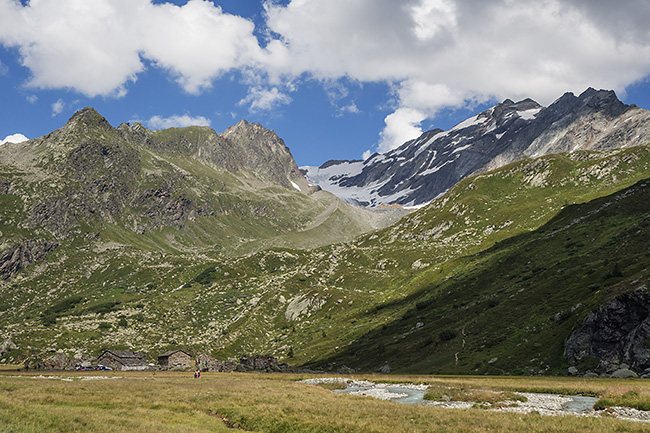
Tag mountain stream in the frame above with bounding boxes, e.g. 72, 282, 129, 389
299, 378, 650, 422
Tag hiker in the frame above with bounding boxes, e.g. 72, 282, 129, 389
194, 370, 197, 379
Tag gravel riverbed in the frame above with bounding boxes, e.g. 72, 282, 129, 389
300, 378, 650, 423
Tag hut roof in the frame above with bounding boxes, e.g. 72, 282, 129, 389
158, 350, 191, 358
99, 350, 146, 364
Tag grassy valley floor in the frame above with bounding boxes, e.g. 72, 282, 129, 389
1, 372, 650, 432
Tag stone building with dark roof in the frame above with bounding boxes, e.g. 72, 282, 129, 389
158, 350, 192, 369
97, 350, 148, 371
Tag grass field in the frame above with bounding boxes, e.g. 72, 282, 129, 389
1, 372, 649, 432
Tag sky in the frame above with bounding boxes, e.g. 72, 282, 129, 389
1, 0, 650, 166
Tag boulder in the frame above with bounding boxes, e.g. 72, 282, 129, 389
610, 368, 639, 379
69, 353, 95, 369
0, 338, 17, 355
378, 364, 391, 374
337, 365, 356, 374
564, 286, 650, 374
0, 240, 59, 280
40, 352, 67, 370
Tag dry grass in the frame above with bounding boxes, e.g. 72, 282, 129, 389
0, 372, 649, 432
0, 364, 23, 371
424, 383, 526, 404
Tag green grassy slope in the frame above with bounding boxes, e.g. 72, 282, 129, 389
1, 138, 650, 373
314, 177, 650, 374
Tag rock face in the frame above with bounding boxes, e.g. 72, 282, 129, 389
284, 295, 327, 322
564, 286, 650, 375
219, 120, 308, 191
0, 108, 316, 276
0, 240, 59, 280
119, 118, 307, 192
304, 88, 650, 206
39, 352, 68, 370
0, 338, 17, 355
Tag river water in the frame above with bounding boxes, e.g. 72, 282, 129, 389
334, 383, 598, 414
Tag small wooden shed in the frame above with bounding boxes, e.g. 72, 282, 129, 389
97, 350, 148, 371
158, 350, 192, 369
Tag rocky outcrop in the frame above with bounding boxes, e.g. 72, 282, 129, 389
0, 239, 59, 279
564, 286, 650, 375
0, 338, 17, 355
304, 88, 650, 207
130, 178, 195, 232
39, 352, 68, 370
219, 120, 307, 190
119, 119, 308, 191
285, 295, 327, 322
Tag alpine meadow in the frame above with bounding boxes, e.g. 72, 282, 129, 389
3, 0, 650, 431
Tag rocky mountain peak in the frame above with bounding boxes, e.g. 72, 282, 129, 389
577, 88, 627, 116
221, 119, 288, 151
117, 121, 153, 146
219, 120, 306, 189
543, 88, 627, 120
221, 119, 250, 136
304, 88, 650, 207
479, 98, 543, 126
64, 107, 113, 132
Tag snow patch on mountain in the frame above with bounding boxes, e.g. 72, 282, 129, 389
517, 107, 541, 120
290, 180, 301, 191
304, 89, 650, 208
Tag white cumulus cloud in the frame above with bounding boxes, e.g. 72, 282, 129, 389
238, 86, 292, 112
0, 0, 272, 97
1, 133, 29, 145
144, 114, 212, 129
51, 99, 65, 117
377, 108, 426, 154
265, 0, 650, 153
139, 0, 269, 94
0, 0, 143, 97
2, 0, 650, 156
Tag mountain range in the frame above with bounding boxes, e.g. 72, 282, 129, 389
1, 88, 650, 377
304, 88, 650, 207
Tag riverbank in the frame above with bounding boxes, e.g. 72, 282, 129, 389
300, 377, 650, 423
3, 371, 650, 432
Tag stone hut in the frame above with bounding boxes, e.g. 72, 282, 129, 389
237, 355, 283, 372
196, 354, 237, 372
158, 350, 192, 369
97, 350, 148, 371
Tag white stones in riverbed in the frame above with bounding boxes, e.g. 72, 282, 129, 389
605, 407, 650, 423
299, 377, 428, 391
348, 388, 409, 400
496, 393, 573, 415
299, 378, 650, 423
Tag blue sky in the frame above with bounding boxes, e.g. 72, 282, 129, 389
1, 0, 650, 167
